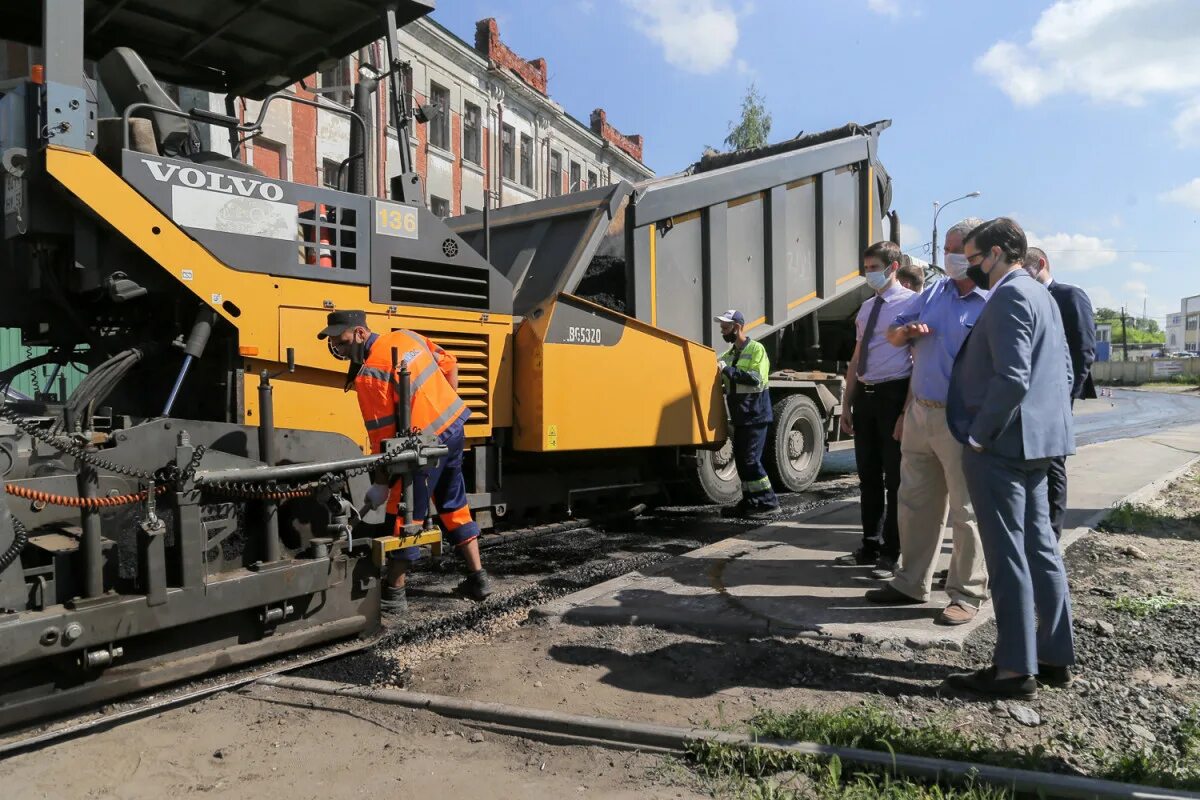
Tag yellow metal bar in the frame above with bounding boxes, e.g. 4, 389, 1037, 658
836, 271, 862, 286
787, 291, 818, 311
648, 223, 658, 327
371, 529, 443, 567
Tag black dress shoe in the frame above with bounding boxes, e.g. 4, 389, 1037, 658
944, 666, 1036, 699
865, 584, 923, 605
835, 547, 879, 566
1036, 663, 1073, 687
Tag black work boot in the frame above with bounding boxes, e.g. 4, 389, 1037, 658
721, 500, 750, 518
455, 569, 493, 602
380, 585, 408, 616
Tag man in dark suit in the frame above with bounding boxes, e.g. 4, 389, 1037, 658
1023, 247, 1096, 540
944, 218, 1075, 699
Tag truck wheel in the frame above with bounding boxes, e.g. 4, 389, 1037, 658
765, 394, 825, 493
687, 439, 741, 506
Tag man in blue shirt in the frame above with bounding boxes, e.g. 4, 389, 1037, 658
865, 218, 990, 626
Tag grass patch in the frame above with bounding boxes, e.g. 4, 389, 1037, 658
684, 704, 1200, 798
1108, 593, 1191, 617
1100, 502, 1175, 532
1103, 708, 1200, 790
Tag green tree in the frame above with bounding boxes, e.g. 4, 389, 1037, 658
1095, 307, 1120, 322
723, 82, 772, 152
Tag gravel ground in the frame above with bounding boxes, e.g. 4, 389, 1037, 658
307, 466, 1200, 782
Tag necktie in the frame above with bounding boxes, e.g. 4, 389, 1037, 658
858, 295, 885, 379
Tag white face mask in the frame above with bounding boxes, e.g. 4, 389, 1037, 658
864, 270, 891, 291
944, 252, 970, 280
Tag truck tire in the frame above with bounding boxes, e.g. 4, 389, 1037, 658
685, 439, 741, 506
764, 394, 825, 493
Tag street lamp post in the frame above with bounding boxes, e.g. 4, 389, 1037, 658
931, 191, 982, 269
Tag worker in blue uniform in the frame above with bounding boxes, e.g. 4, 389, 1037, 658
716, 309, 780, 517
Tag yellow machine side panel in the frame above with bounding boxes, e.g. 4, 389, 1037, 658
45, 147, 512, 447
514, 295, 726, 452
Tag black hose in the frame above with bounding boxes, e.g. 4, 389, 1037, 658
0, 513, 27, 572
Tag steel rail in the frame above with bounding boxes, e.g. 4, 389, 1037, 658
261, 675, 1200, 800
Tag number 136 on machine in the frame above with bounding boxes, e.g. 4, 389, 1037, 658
375, 201, 420, 239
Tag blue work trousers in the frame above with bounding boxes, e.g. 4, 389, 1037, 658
733, 423, 778, 508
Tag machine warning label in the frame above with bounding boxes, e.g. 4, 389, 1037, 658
171, 185, 297, 241
375, 201, 420, 240
547, 424, 558, 449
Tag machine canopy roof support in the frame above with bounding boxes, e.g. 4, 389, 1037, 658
5, 0, 434, 99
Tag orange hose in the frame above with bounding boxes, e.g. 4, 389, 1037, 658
5, 483, 166, 508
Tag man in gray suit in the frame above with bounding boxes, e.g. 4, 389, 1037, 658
944, 217, 1076, 699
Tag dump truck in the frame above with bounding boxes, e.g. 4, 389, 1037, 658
0, 0, 893, 727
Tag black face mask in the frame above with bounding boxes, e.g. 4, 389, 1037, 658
330, 333, 368, 363
721, 331, 738, 343
966, 252, 993, 290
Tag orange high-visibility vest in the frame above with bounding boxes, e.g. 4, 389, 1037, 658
353, 329, 468, 455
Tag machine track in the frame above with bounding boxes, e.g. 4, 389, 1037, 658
0, 504, 657, 756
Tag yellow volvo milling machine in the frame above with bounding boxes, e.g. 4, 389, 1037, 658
0, 0, 895, 727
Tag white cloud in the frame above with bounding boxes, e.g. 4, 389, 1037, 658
623, 0, 740, 75
1123, 280, 1148, 296
1083, 285, 1117, 311
1026, 231, 1118, 272
735, 58, 754, 76
975, 0, 1200, 142
1174, 98, 1200, 146
1162, 178, 1200, 211
867, 0, 901, 17
1131, 261, 1154, 273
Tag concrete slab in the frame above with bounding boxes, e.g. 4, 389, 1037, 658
535, 423, 1200, 650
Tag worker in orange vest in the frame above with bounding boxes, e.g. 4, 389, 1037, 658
318, 309, 492, 615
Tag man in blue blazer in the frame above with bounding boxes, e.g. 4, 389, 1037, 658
944, 218, 1076, 699
1023, 247, 1097, 540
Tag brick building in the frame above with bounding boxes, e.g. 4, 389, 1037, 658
2, 16, 653, 214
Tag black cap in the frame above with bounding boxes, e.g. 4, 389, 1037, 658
317, 309, 367, 340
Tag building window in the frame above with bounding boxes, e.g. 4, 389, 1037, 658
429, 83, 450, 151
319, 58, 353, 107
519, 133, 533, 187
322, 158, 341, 190
501, 124, 515, 180
430, 195, 450, 218
549, 151, 562, 197
463, 102, 481, 164
587, 169, 598, 190
569, 161, 581, 193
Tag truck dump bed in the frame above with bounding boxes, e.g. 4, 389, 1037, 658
447, 119, 892, 349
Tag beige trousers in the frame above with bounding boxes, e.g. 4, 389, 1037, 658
890, 402, 989, 607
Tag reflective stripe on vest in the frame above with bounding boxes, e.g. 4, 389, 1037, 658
354, 329, 466, 442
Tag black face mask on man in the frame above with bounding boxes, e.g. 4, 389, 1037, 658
966, 250, 994, 291
330, 331, 368, 363
721, 331, 738, 343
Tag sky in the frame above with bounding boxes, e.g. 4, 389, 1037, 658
428, 0, 1200, 324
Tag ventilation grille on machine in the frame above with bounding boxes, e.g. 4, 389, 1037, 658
390, 257, 489, 311
413, 329, 490, 425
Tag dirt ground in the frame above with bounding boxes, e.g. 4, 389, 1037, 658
4, 466, 1199, 797
0, 686, 707, 800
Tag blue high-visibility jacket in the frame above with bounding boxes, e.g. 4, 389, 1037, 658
719, 338, 773, 426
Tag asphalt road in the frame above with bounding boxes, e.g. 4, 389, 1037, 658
820, 387, 1200, 476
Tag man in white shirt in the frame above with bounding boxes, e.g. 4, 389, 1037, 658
835, 241, 915, 573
